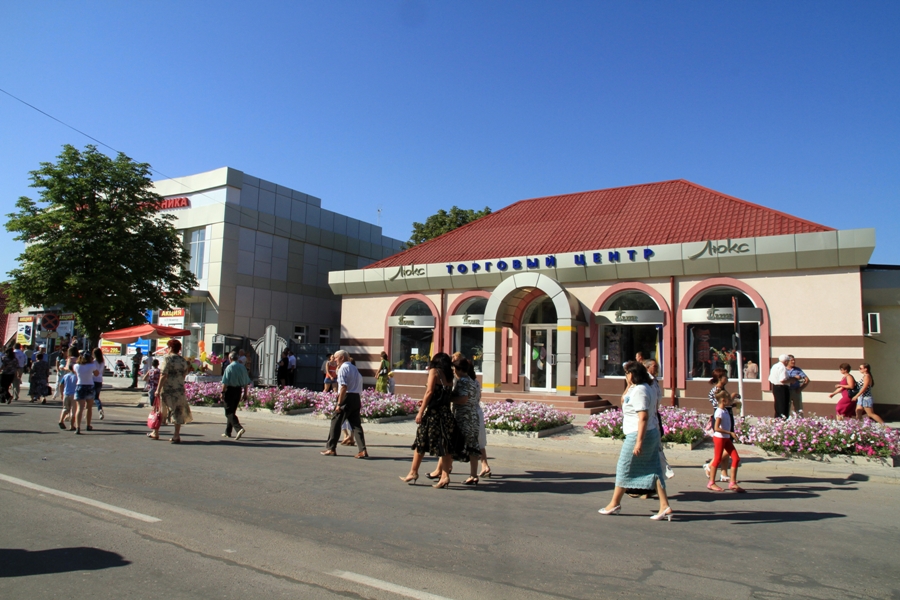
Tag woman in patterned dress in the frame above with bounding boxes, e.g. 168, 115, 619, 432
400, 353, 456, 488
156, 339, 193, 443
450, 356, 483, 485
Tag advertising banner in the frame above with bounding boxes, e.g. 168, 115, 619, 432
100, 339, 122, 355
17, 317, 34, 346
155, 308, 186, 348
56, 314, 75, 339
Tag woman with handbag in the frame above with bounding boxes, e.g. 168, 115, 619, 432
400, 353, 457, 488
375, 351, 390, 393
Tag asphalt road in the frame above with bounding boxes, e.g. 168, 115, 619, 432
1, 397, 898, 599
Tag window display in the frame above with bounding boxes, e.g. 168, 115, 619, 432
685, 289, 760, 380
389, 300, 435, 371
598, 292, 663, 377
450, 298, 486, 372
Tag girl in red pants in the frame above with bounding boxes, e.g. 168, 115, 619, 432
707, 391, 745, 493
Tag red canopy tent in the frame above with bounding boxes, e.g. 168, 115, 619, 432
100, 324, 191, 345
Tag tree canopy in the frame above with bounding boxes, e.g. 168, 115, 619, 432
405, 205, 491, 248
5, 144, 198, 343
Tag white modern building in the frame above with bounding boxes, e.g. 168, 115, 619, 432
151, 167, 403, 359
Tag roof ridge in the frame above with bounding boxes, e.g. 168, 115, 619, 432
677, 180, 831, 231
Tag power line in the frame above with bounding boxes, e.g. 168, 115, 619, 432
0, 86, 399, 251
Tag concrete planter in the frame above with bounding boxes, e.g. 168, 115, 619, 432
314, 413, 415, 423
285, 407, 315, 415
363, 414, 416, 424
589, 436, 705, 450
485, 423, 574, 439
590, 436, 624, 446
662, 438, 706, 450
764, 450, 899, 469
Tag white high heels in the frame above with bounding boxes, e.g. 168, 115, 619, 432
598, 505, 621, 515
650, 507, 674, 521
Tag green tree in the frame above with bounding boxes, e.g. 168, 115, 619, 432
5, 144, 198, 343
405, 205, 491, 248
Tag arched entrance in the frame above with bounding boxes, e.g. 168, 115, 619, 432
482, 273, 584, 394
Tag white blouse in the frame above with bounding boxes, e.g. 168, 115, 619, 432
622, 383, 658, 436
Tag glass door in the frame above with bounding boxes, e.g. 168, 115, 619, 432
525, 326, 556, 392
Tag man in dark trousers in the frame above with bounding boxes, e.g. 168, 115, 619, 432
129, 348, 143, 389
220, 350, 250, 440
321, 350, 368, 458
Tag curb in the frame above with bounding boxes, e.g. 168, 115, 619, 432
485, 423, 574, 439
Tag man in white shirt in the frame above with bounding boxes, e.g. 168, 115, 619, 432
321, 350, 368, 458
768, 354, 793, 418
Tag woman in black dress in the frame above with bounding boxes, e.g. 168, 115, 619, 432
400, 353, 457, 488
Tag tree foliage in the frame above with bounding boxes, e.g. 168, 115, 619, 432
5, 144, 198, 343
405, 205, 491, 248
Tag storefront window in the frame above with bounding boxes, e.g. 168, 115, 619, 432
598, 292, 663, 377
685, 289, 760, 380
389, 300, 436, 371
451, 298, 487, 372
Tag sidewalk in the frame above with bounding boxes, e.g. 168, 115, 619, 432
89, 375, 900, 485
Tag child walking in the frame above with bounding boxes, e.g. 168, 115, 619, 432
707, 389, 745, 493
57, 371, 78, 430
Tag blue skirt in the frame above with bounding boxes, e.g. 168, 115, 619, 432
615, 428, 665, 490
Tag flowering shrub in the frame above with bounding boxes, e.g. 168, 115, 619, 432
584, 409, 624, 439
585, 406, 719, 444
185, 382, 223, 406
742, 416, 899, 458
659, 406, 706, 444
482, 401, 574, 432
271, 387, 318, 414
312, 390, 417, 419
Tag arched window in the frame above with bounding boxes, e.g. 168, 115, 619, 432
684, 288, 761, 380
596, 292, 663, 377
389, 299, 436, 371
449, 297, 487, 372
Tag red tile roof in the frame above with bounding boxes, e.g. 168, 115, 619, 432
368, 179, 832, 268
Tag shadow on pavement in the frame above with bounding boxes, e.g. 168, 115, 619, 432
671, 510, 846, 524
0, 547, 131, 577
473, 470, 614, 495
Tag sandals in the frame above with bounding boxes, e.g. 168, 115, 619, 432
707, 481, 725, 492
479, 469, 492, 479
729, 483, 747, 493
170, 438, 181, 444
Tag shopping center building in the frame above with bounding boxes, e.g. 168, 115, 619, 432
328, 179, 897, 418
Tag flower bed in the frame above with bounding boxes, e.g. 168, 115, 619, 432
741, 415, 899, 458
185, 382, 223, 406
585, 406, 898, 459
482, 401, 574, 432
312, 390, 417, 420
585, 406, 707, 445
659, 406, 706, 444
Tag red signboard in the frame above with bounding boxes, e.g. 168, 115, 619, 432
157, 197, 191, 210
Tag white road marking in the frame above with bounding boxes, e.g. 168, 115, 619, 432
0, 473, 161, 523
331, 570, 453, 600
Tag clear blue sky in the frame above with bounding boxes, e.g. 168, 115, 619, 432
2, 1, 898, 277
